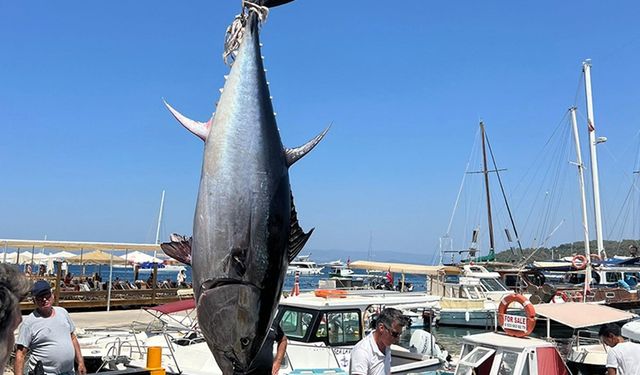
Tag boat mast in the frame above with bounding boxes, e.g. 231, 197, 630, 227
154, 190, 166, 259
480, 122, 496, 257
570, 107, 592, 300
583, 60, 607, 259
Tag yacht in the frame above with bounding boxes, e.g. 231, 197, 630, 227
287, 255, 324, 275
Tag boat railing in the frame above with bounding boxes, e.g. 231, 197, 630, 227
572, 329, 601, 350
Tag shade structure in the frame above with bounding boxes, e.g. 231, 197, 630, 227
348, 260, 461, 275
67, 250, 127, 265
48, 251, 76, 259
120, 250, 163, 264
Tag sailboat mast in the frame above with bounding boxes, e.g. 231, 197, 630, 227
480, 122, 496, 255
570, 107, 592, 299
583, 60, 606, 259
154, 190, 166, 259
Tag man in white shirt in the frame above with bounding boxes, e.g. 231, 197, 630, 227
599, 323, 640, 375
350, 308, 407, 375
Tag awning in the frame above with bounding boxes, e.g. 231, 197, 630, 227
534, 303, 637, 329
0, 239, 160, 252
146, 299, 196, 314
348, 260, 460, 275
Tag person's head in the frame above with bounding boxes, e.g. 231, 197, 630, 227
31, 279, 54, 316
599, 323, 623, 347
0, 264, 30, 374
375, 308, 408, 348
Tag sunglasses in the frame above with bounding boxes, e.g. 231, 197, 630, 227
384, 325, 402, 338
35, 292, 52, 301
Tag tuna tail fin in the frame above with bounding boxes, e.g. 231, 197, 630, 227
262, 0, 295, 7
160, 233, 192, 266
285, 124, 331, 167
288, 192, 314, 263
163, 99, 212, 141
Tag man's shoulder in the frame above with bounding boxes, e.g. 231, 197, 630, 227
352, 333, 373, 352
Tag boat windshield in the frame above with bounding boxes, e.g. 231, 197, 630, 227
315, 311, 361, 346
279, 309, 316, 340
455, 347, 495, 375
496, 351, 521, 375
480, 278, 510, 292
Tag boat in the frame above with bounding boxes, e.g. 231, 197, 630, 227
276, 290, 450, 373
287, 254, 324, 275
451, 294, 572, 374
428, 265, 513, 328
136, 263, 187, 275
328, 264, 355, 278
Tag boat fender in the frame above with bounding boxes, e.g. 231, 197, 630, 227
497, 294, 536, 338
552, 291, 569, 303
571, 255, 588, 270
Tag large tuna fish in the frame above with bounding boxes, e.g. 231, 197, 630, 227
161, 1, 327, 373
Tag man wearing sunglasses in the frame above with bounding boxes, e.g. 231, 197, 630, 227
14, 280, 86, 375
350, 307, 407, 375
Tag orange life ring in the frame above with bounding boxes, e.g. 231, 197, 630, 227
497, 294, 536, 337
552, 291, 569, 303
314, 289, 347, 298
572, 255, 588, 270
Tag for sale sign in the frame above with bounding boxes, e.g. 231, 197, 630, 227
502, 314, 527, 332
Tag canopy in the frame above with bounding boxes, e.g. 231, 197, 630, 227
534, 302, 637, 329
67, 250, 127, 265
48, 251, 76, 259
348, 260, 460, 275
0, 239, 160, 252
120, 251, 163, 264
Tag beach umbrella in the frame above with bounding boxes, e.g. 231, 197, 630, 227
67, 250, 127, 265
48, 251, 76, 260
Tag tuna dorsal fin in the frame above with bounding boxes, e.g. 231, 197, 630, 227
285, 124, 331, 167
262, 0, 295, 7
288, 192, 314, 263
163, 99, 212, 141
160, 233, 192, 266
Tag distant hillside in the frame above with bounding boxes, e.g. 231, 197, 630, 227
494, 239, 640, 263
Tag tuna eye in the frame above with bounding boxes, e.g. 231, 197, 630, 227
240, 337, 250, 347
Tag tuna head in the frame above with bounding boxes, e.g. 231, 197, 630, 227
197, 283, 266, 373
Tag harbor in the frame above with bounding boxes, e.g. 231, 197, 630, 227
3, 1, 640, 375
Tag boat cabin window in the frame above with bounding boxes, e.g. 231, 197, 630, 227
480, 278, 509, 292
279, 309, 315, 340
445, 275, 460, 284
460, 286, 484, 300
455, 347, 495, 375
496, 351, 519, 375
606, 272, 623, 283
315, 311, 361, 346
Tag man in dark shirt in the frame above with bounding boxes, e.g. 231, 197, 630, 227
247, 322, 287, 375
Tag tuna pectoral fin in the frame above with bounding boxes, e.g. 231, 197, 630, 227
288, 192, 314, 263
163, 99, 212, 141
285, 124, 331, 167
160, 233, 192, 265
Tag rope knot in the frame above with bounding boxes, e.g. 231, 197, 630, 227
223, 0, 269, 66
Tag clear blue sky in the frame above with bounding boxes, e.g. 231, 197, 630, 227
2, 1, 640, 264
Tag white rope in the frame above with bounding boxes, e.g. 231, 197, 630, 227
223, 0, 269, 66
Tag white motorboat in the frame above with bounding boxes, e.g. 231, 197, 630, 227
277, 289, 448, 373
328, 265, 355, 278
287, 255, 324, 275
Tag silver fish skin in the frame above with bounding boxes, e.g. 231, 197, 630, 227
161, 6, 326, 373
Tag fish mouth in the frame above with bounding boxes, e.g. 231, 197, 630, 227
197, 280, 264, 372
